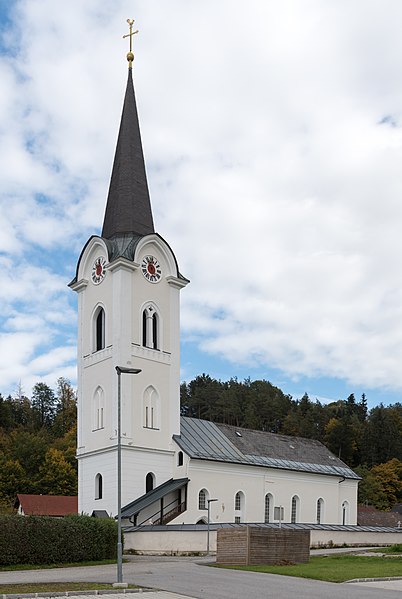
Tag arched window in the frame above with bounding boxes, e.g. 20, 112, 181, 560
142, 305, 159, 350
291, 495, 300, 523
143, 386, 160, 429
234, 491, 245, 523
93, 386, 105, 430
146, 472, 155, 493
95, 473, 103, 500
264, 493, 273, 523
316, 498, 324, 524
198, 488, 208, 510
93, 306, 105, 352
177, 451, 184, 466
342, 501, 349, 525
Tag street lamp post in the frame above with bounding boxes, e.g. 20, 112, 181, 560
206, 498, 218, 556
115, 366, 141, 586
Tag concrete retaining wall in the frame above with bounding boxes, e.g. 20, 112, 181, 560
124, 526, 402, 555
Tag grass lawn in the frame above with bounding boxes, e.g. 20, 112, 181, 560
0, 559, 117, 572
0, 582, 135, 595
216, 554, 402, 583
0, 582, 137, 593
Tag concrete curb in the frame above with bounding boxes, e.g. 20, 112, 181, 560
1, 589, 153, 599
345, 576, 402, 583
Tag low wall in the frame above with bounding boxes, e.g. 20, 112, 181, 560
310, 529, 402, 548
124, 528, 215, 554
124, 524, 402, 555
216, 528, 310, 565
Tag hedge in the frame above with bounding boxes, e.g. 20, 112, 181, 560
0, 514, 118, 565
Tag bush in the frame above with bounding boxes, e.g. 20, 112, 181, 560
0, 514, 117, 565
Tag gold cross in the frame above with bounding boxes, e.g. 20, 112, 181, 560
123, 18, 139, 66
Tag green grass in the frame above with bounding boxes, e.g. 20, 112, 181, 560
382, 544, 402, 553
0, 582, 137, 594
216, 554, 402, 583
0, 559, 117, 571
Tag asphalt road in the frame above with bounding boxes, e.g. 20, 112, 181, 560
1, 555, 402, 599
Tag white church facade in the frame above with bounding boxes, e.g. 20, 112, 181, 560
69, 41, 359, 530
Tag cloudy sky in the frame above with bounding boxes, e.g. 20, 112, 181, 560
1, 0, 402, 407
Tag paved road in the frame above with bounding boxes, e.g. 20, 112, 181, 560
1, 555, 402, 599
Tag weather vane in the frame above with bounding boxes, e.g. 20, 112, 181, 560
123, 19, 139, 68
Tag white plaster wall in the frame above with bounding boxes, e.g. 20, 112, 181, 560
124, 528, 402, 554
124, 529, 214, 554
78, 445, 174, 517
173, 459, 358, 526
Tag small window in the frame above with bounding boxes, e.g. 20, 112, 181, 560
143, 386, 160, 430
146, 472, 155, 493
342, 501, 349, 525
95, 473, 103, 500
142, 311, 147, 346
235, 516, 241, 524
178, 451, 184, 466
93, 387, 105, 430
291, 495, 299, 523
316, 498, 324, 524
142, 305, 159, 350
198, 489, 208, 510
264, 494, 272, 523
95, 308, 105, 351
152, 313, 158, 349
234, 491, 244, 523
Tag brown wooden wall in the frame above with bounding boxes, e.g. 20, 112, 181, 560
216, 527, 310, 565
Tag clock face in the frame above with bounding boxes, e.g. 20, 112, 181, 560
91, 256, 107, 285
141, 255, 162, 283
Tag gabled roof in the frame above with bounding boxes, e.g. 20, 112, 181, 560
15, 494, 78, 516
174, 417, 359, 480
121, 478, 189, 519
102, 67, 154, 239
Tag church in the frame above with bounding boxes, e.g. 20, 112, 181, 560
69, 27, 359, 530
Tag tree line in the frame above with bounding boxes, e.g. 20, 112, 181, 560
1, 373, 402, 514
181, 375, 402, 510
0, 378, 77, 512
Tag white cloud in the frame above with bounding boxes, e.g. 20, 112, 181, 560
1, 0, 402, 400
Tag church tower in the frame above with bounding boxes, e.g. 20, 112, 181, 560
69, 24, 188, 517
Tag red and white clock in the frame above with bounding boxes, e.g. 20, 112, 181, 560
91, 256, 107, 285
141, 255, 162, 283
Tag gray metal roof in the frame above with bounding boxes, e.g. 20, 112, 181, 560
121, 477, 189, 519
174, 417, 359, 480
124, 521, 402, 533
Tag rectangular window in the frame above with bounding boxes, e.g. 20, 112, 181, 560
234, 516, 241, 524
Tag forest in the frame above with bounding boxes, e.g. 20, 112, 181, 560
1, 373, 402, 513
0, 378, 77, 513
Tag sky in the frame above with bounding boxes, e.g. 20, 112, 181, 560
1, 0, 402, 408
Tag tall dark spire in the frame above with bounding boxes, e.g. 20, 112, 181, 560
101, 67, 154, 239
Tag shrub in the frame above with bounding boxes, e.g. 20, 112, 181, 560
0, 514, 117, 565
